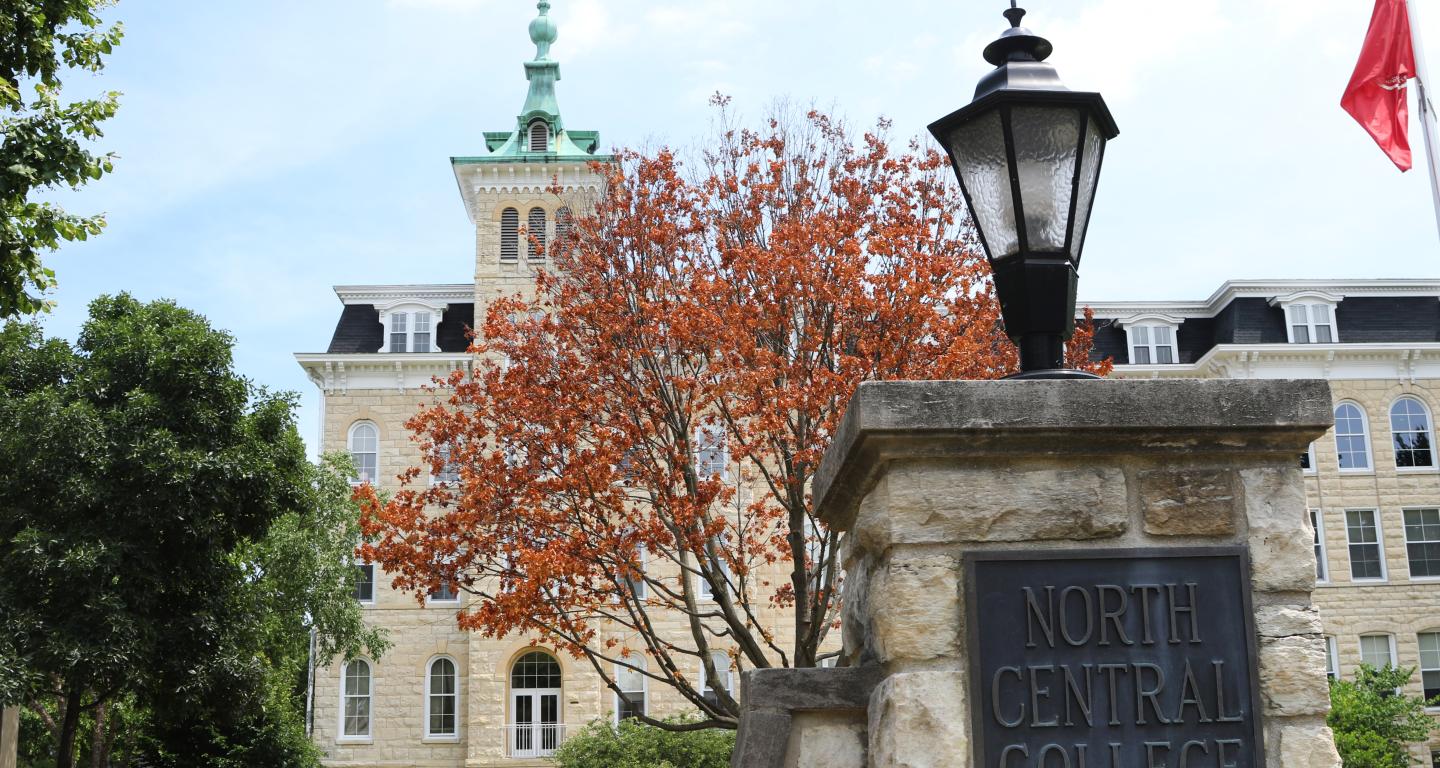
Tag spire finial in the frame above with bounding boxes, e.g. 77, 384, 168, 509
1003, 4, 1026, 29
530, 0, 558, 61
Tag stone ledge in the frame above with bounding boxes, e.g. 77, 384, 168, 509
730, 666, 885, 768
815, 379, 1333, 531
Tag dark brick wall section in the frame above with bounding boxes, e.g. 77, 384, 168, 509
327, 305, 383, 353
1228, 298, 1288, 344
436, 303, 475, 352
1337, 297, 1440, 342
1088, 318, 1129, 364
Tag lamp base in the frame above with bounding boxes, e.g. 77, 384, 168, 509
1003, 368, 1102, 380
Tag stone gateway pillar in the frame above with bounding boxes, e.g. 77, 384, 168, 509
732, 379, 1342, 768
0, 705, 17, 768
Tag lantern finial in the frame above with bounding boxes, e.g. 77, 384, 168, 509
1004, 5, 1025, 29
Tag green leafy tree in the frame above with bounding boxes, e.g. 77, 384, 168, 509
0, 0, 122, 317
0, 295, 383, 768
1328, 665, 1440, 768
551, 718, 735, 768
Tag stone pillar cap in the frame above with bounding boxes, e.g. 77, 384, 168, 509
813, 379, 1332, 531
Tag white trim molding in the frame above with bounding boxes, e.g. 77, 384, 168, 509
1080, 279, 1440, 319
335, 284, 472, 306
295, 353, 475, 394
1107, 343, 1440, 382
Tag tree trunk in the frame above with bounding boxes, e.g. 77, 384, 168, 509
54, 687, 83, 768
89, 701, 108, 768
0, 706, 19, 768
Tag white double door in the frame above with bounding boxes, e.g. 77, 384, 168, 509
512, 689, 561, 757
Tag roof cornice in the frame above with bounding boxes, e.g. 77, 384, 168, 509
1080, 279, 1440, 318
333, 284, 474, 306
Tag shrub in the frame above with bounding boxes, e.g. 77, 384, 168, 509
550, 718, 735, 768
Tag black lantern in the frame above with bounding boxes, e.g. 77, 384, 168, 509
928, 3, 1119, 378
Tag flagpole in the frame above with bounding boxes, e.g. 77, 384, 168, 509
1406, 0, 1440, 240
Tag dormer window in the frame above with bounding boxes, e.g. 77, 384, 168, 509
1116, 314, 1183, 366
377, 301, 447, 353
1269, 291, 1341, 344
387, 311, 431, 352
529, 120, 549, 152
1286, 304, 1335, 344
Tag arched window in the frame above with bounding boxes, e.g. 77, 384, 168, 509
349, 422, 378, 484
501, 207, 520, 262
529, 120, 549, 152
527, 207, 548, 261
1334, 403, 1371, 471
341, 659, 372, 738
700, 651, 734, 707
555, 206, 573, 245
510, 651, 562, 757
427, 657, 458, 738
1391, 397, 1435, 468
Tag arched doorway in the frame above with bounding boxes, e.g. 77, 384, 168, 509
509, 651, 562, 757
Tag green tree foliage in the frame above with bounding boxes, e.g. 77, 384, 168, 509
0, 295, 385, 767
0, 0, 122, 317
1328, 665, 1440, 768
551, 719, 735, 768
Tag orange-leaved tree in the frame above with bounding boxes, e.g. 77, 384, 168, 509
358, 102, 1109, 729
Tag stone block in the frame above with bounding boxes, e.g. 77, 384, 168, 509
868, 671, 967, 768
869, 554, 962, 663
784, 713, 866, 768
1259, 635, 1331, 716
1139, 468, 1237, 536
1255, 604, 1322, 638
731, 710, 792, 768
1268, 720, 1343, 767
853, 462, 1127, 551
1241, 467, 1316, 593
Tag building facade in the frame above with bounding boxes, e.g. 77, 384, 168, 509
1089, 279, 1440, 763
295, 5, 806, 765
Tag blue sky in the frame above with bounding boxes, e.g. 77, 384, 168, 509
30, 0, 1440, 454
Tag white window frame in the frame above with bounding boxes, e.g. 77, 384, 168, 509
354, 561, 376, 606
698, 553, 732, 602
1403, 507, 1440, 581
1301, 442, 1317, 474
698, 651, 734, 706
1419, 632, 1440, 708
623, 545, 647, 600
1115, 314, 1183, 367
1269, 291, 1342, 344
424, 656, 460, 740
1325, 636, 1340, 681
428, 578, 460, 606
1311, 508, 1329, 584
1334, 402, 1373, 473
339, 659, 374, 742
430, 442, 461, 487
694, 424, 729, 480
1345, 508, 1388, 582
1391, 396, 1438, 471
348, 421, 379, 486
526, 207, 548, 261
1358, 633, 1398, 670
377, 300, 448, 353
613, 659, 647, 724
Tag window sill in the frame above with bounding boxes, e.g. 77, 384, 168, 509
1347, 578, 1390, 585
336, 737, 373, 745
427, 600, 461, 607
1395, 467, 1440, 474
1337, 468, 1375, 475
422, 735, 461, 743
1406, 576, 1440, 583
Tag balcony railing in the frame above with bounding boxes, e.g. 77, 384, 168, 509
503, 722, 568, 758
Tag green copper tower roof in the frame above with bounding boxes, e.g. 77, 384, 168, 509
452, 0, 606, 166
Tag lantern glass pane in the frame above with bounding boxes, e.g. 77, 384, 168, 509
1070, 114, 1106, 264
946, 109, 1019, 259
1010, 106, 1083, 253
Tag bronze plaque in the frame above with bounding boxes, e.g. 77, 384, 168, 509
966, 548, 1264, 767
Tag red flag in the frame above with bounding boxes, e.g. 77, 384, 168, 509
1342, 0, 1418, 170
